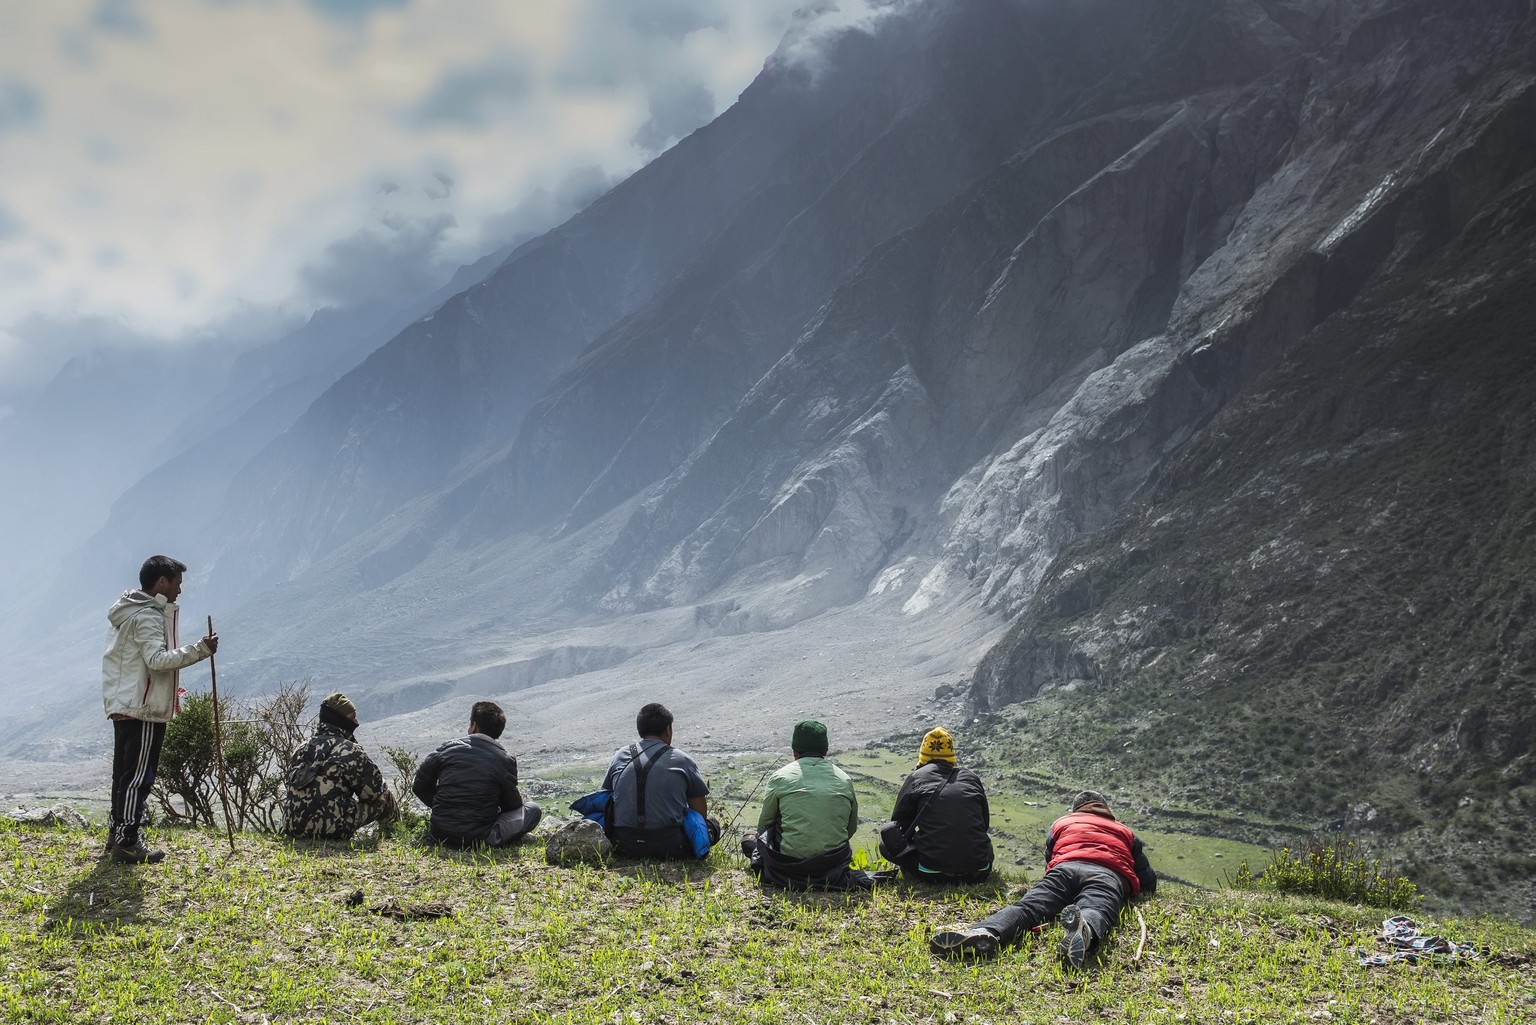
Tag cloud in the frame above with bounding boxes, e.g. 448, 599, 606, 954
775, 0, 921, 78
0, 312, 180, 389
424, 170, 454, 199
0, 305, 298, 393
298, 210, 457, 308
85, 136, 122, 163
91, 0, 152, 39
0, 82, 42, 135
622, 0, 727, 40
407, 60, 532, 129
307, 0, 411, 20
476, 164, 619, 251
0, 202, 20, 240
0, 0, 817, 385
631, 78, 714, 156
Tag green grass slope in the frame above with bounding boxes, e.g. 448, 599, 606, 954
539, 747, 1272, 889
3, 821, 1533, 1024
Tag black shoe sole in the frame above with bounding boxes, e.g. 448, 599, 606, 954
930, 929, 1000, 960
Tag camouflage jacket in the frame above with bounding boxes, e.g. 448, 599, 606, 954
283, 722, 387, 839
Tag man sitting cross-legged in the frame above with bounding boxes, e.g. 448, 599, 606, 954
601, 702, 721, 860
283, 693, 398, 840
878, 727, 993, 884
742, 720, 881, 891
413, 700, 542, 848
929, 789, 1156, 968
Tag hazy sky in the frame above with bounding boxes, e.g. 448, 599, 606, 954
0, 0, 829, 388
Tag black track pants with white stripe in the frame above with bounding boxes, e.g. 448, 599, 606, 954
110, 717, 166, 847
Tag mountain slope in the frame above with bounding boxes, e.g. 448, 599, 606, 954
970, 0, 1536, 914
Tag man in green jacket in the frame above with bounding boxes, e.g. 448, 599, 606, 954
743, 720, 871, 889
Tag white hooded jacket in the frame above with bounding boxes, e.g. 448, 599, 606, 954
101, 590, 212, 722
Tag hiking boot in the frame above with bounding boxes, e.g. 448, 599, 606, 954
1057, 904, 1093, 969
929, 925, 1000, 960
110, 839, 166, 865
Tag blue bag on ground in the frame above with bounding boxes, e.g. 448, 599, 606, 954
682, 809, 710, 859
571, 789, 611, 829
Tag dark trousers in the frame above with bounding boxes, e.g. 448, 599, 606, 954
743, 826, 876, 890
110, 718, 166, 847
976, 861, 1128, 944
486, 802, 543, 846
431, 802, 543, 849
612, 816, 720, 860
878, 827, 992, 884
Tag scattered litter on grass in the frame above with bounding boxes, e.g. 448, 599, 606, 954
1357, 915, 1484, 966
371, 898, 454, 921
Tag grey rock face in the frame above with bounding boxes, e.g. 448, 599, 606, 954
178, 3, 1529, 691
544, 818, 612, 866
9, 805, 89, 830
964, 0, 1536, 915
974, 0, 1536, 707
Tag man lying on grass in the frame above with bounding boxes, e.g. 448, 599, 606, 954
930, 789, 1156, 968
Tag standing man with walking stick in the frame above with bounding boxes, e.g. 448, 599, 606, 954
101, 555, 218, 864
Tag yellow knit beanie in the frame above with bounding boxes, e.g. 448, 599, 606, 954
918, 727, 956, 766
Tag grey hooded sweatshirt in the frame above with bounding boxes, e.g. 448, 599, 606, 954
101, 590, 212, 722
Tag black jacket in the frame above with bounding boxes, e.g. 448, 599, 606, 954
412, 734, 523, 843
890, 762, 993, 876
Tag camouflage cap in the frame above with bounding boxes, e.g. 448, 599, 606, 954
1070, 789, 1111, 811
322, 692, 358, 721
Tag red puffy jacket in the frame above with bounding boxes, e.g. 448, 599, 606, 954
1047, 811, 1144, 896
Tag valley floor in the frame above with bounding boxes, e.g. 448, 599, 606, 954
3, 822, 1532, 1024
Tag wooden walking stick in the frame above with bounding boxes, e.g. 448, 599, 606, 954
208, 614, 237, 853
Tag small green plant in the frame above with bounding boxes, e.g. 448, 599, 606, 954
848, 847, 894, 872
382, 744, 427, 833
1229, 839, 1420, 909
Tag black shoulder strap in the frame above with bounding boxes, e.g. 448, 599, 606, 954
629, 742, 669, 829
909, 764, 953, 834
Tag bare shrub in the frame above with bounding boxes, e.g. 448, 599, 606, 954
151, 680, 313, 833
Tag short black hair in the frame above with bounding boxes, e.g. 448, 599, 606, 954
636, 702, 673, 738
471, 701, 506, 740
139, 555, 188, 592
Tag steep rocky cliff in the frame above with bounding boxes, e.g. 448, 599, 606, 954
970, 0, 1536, 915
